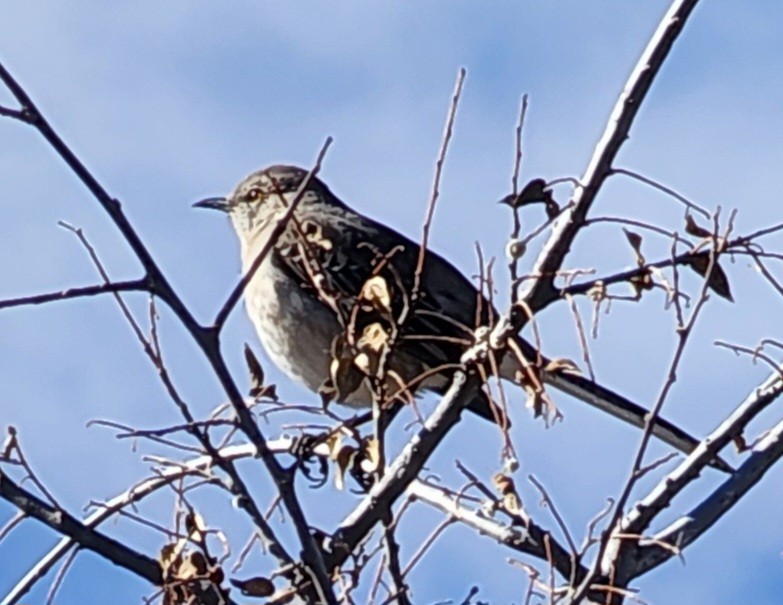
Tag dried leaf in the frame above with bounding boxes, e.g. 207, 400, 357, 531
587, 281, 606, 303
353, 322, 390, 376
359, 276, 392, 314
353, 352, 372, 374
191, 551, 208, 575
500, 178, 545, 207
630, 268, 654, 296
159, 543, 182, 577
334, 445, 356, 491
326, 335, 365, 401
623, 229, 645, 266
512, 362, 550, 416
318, 381, 337, 408
358, 322, 389, 352
324, 432, 343, 458
493, 473, 522, 515
523, 383, 548, 417
543, 358, 581, 375
361, 437, 381, 474
685, 214, 712, 239
504, 492, 522, 515
231, 576, 275, 597
300, 219, 333, 251
499, 178, 560, 216
161, 544, 227, 605
185, 511, 206, 544
492, 472, 514, 494
177, 553, 202, 580
211, 567, 225, 586
254, 384, 278, 401
686, 255, 734, 301
244, 344, 265, 398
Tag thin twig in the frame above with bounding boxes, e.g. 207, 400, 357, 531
382, 520, 411, 605
610, 168, 711, 218
400, 518, 453, 577
44, 548, 78, 605
528, 475, 578, 556
577, 210, 734, 601
0, 280, 147, 311
509, 94, 530, 300
0, 60, 333, 601
411, 67, 466, 304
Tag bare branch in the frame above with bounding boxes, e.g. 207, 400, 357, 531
621, 369, 783, 541
632, 405, 783, 579
579, 211, 733, 599
408, 480, 587, 585
520, 0, 704, 313
509, 93, 530, 299
0, 468, 163, 590
1, 442, 262, 605
329, 370, 480, 569
528, 475, 578, 557
610, 168, 711, 218
0, 59, 335, 600
0, 280, 147, 311
411, 67, 466, 304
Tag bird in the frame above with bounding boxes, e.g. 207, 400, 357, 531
195, 164, 724, 467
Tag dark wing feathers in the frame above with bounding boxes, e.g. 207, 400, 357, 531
272, 213, 482, 373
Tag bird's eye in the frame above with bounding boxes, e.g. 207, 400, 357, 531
246, 187, 262, 201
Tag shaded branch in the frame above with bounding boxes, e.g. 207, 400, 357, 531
0, 442, 270, 605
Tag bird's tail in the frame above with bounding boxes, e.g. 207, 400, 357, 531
476, 334, 733, 473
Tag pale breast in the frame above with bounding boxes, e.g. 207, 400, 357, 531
244, 258, 340, 395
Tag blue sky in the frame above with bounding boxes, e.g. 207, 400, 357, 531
1, 1, 783, 603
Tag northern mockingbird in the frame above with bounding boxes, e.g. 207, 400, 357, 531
196, 164, 716, 463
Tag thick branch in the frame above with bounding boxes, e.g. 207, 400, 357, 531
621, 370, 783, 537
620, 372, 783, 581
1, 442, 282, 605
0, 470, 162, 589
328, 370, 479, 569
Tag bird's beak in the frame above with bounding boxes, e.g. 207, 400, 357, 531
193, 196, 231, 213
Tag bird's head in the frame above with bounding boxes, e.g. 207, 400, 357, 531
194, 164, 325, 245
